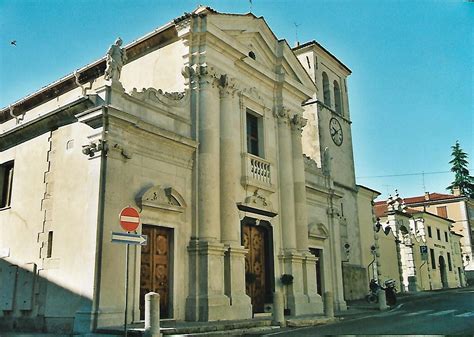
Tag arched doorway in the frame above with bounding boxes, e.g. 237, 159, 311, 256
439, 255, 448, 289
241, 217, 274, 313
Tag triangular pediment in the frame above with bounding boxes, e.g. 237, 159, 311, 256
208, 14, 316, 91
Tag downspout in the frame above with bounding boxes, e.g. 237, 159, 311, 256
92, 86, 110, 331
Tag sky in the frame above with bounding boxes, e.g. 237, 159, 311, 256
1, 0, 472, 200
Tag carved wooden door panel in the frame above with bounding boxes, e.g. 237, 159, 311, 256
243, 224, 267, 313
140, 225, 170, 319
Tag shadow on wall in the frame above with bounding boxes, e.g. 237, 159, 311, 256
0, 259, 92, 333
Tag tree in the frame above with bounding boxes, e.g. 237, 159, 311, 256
447, 141, 474, 198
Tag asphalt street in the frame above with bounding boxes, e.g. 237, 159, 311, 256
261, 287, 474, 336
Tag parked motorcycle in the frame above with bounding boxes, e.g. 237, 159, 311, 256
365, 279, 397, 306
365, 279, 380, 303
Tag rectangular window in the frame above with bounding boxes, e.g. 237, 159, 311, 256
0, 161, 14, 209
436, 229, 441, 241
444, 231, 448, 242
246, 110, 261, 157
437, 206, 448, 218
427, 226, 432, 238
430, 248, 436, 269
47, 231, 53, 258
447, 252, 452, 271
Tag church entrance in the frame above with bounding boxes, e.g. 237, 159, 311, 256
242, 219, 273, 313
140, 225, 172, 319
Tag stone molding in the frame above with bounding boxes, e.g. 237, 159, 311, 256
139, 185, 186, 212
308, 223, 329, 240
237, 189, 277, 218
129, 87, 189, 108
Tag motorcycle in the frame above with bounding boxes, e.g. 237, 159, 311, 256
365, 279, 397, 306
365, 279, 380, 303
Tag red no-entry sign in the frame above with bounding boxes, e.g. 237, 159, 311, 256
119, 206, 140, 232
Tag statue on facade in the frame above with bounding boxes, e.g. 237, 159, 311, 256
104, 37, 127, 81
322, 146, 331, 176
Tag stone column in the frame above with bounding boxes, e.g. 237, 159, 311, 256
290, 114, 309, 253
198, 66, 221, 242
185, 66, 230, 321
275, 108, 297, 251
219, 74, 240, 246
218, 75, 252, 319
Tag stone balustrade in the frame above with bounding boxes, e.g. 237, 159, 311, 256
241, 153, 273, 190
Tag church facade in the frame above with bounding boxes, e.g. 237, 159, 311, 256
0, 7, 360, 333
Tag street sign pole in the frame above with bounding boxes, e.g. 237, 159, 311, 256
124, 242, 129, 337
114, 206, 143, 337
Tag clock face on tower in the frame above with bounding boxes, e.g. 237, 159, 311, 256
329, 117, 343, 146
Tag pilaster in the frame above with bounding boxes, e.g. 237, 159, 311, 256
219, 75, 252, 319
279, 252, 307, 316
185, 240, 230, 321
224, 245, 252, 319
302, 253, 323, 312
328, 206, 347, 311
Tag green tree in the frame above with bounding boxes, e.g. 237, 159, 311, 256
447, 141, 474, 198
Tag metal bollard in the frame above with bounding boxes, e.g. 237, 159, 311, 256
144, 292, 161, 337
377, 289, 388, 311
324, 291, 334, 317
272, 291, 286, 327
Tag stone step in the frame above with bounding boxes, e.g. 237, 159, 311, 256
96, 317, 275, 336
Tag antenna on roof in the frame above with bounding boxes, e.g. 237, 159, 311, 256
249, 0, 253, 13
294, 22, 301, 47
422, 171, 426, 193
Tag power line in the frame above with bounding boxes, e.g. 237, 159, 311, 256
357, 170, 450, 179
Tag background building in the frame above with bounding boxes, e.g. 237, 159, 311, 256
403, 191, 474, 281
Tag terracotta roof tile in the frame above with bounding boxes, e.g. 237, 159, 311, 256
403, 193, 460, 204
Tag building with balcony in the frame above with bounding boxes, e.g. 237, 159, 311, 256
0, 6, 359, 333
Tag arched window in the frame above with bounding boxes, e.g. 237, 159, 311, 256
334, 80, 342, 114
322, 72, 331, 106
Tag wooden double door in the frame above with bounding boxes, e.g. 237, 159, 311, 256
140, 225, 171, 319
242, 220, 273, 313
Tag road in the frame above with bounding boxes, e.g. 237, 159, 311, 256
262, 287, 474, 336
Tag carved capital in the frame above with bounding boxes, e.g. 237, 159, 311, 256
218, 74, 238, 97
273, 106, 291, 124
197, 65, 220, 87
290, 113, 307, 133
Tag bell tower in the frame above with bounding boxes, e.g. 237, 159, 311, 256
294, 41, 366, 301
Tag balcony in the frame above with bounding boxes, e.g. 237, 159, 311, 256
241, 153, 274, 192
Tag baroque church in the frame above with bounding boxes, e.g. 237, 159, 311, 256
0, 6, 365, 333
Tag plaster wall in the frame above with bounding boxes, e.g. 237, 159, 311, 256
0, 120, 101, 331
120, 39, 188, 94
376, 228, 401, 285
